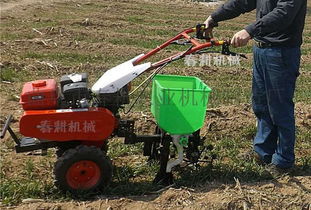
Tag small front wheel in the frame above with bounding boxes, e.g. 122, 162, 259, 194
54, 145, 112, 195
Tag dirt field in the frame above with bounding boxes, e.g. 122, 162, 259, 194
0, 0, 310, 209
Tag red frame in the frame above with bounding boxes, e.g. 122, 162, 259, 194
133, 28, 226, 69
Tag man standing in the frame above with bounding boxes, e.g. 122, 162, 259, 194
204, 0, 307, 173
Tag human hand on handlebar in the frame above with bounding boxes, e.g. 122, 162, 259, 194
231, 29, 251, 47
203, 16, 217, 38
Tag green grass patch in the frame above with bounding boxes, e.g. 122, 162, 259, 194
107, 140, 144, 159
0, 32, 35, 41
0, 158, 63, 206
0, 66, 30, 82
22, 51, 121, 66
127, 16, 145, 24
120, 27, 178, 38
295, 75, 311, 103
204, 73, 252, 107
32, 20, 60, 28
0, 177, 56, 205
109, 37, 163, 49
301, 63, 311, 71
301, 47, 311, 55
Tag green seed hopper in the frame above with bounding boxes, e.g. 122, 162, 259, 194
151, 74, 212, 135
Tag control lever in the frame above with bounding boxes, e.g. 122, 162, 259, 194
222, 41, 247, 59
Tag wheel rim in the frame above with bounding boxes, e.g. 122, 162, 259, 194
66, 160, 101, 190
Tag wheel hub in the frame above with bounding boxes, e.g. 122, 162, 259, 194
66, 160, 100, 190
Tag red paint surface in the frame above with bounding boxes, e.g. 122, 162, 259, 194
20, 79, 58, 110
66, 160, 101, 189
20, 108, 116, 141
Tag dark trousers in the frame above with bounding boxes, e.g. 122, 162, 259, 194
252, 46, 301, 168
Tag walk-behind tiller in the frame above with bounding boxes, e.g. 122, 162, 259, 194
1, 24, 245, 195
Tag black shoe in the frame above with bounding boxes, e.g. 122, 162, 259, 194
264, 164, 293, 179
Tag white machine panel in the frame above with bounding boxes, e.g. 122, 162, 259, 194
92, 54, 151, 94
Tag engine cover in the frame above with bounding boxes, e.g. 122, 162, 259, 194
20, 79, 58, 110
20, 108, 116, 141
60, 73, 88, 91
62, 82, 90, 108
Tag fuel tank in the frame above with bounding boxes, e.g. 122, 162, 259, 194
20, 79, 59, 110
20, 108, 116, 141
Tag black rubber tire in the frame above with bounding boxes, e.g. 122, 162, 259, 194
54, 145, 112, 196
56, 142, 80, 158
56, 148, 66, 158
57, 141, 109, 158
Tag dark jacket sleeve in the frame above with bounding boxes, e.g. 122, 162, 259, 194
245, 0, 304, 37
211, 0, 256, 23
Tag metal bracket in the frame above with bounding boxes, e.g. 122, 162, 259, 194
1, 115, 20, 145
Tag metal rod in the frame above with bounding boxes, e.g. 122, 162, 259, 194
15, 141, 58, 153
1, 115, 13, 139
8, 127, 21, 145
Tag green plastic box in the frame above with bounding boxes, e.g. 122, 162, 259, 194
151, 74, 211, 135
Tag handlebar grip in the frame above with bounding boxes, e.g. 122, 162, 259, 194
196, 24, 209, 39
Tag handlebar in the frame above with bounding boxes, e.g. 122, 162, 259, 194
133, 24, 246, 69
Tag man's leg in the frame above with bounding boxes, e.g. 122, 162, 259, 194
264, 47, 301, 169
252, 46, 278, 164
